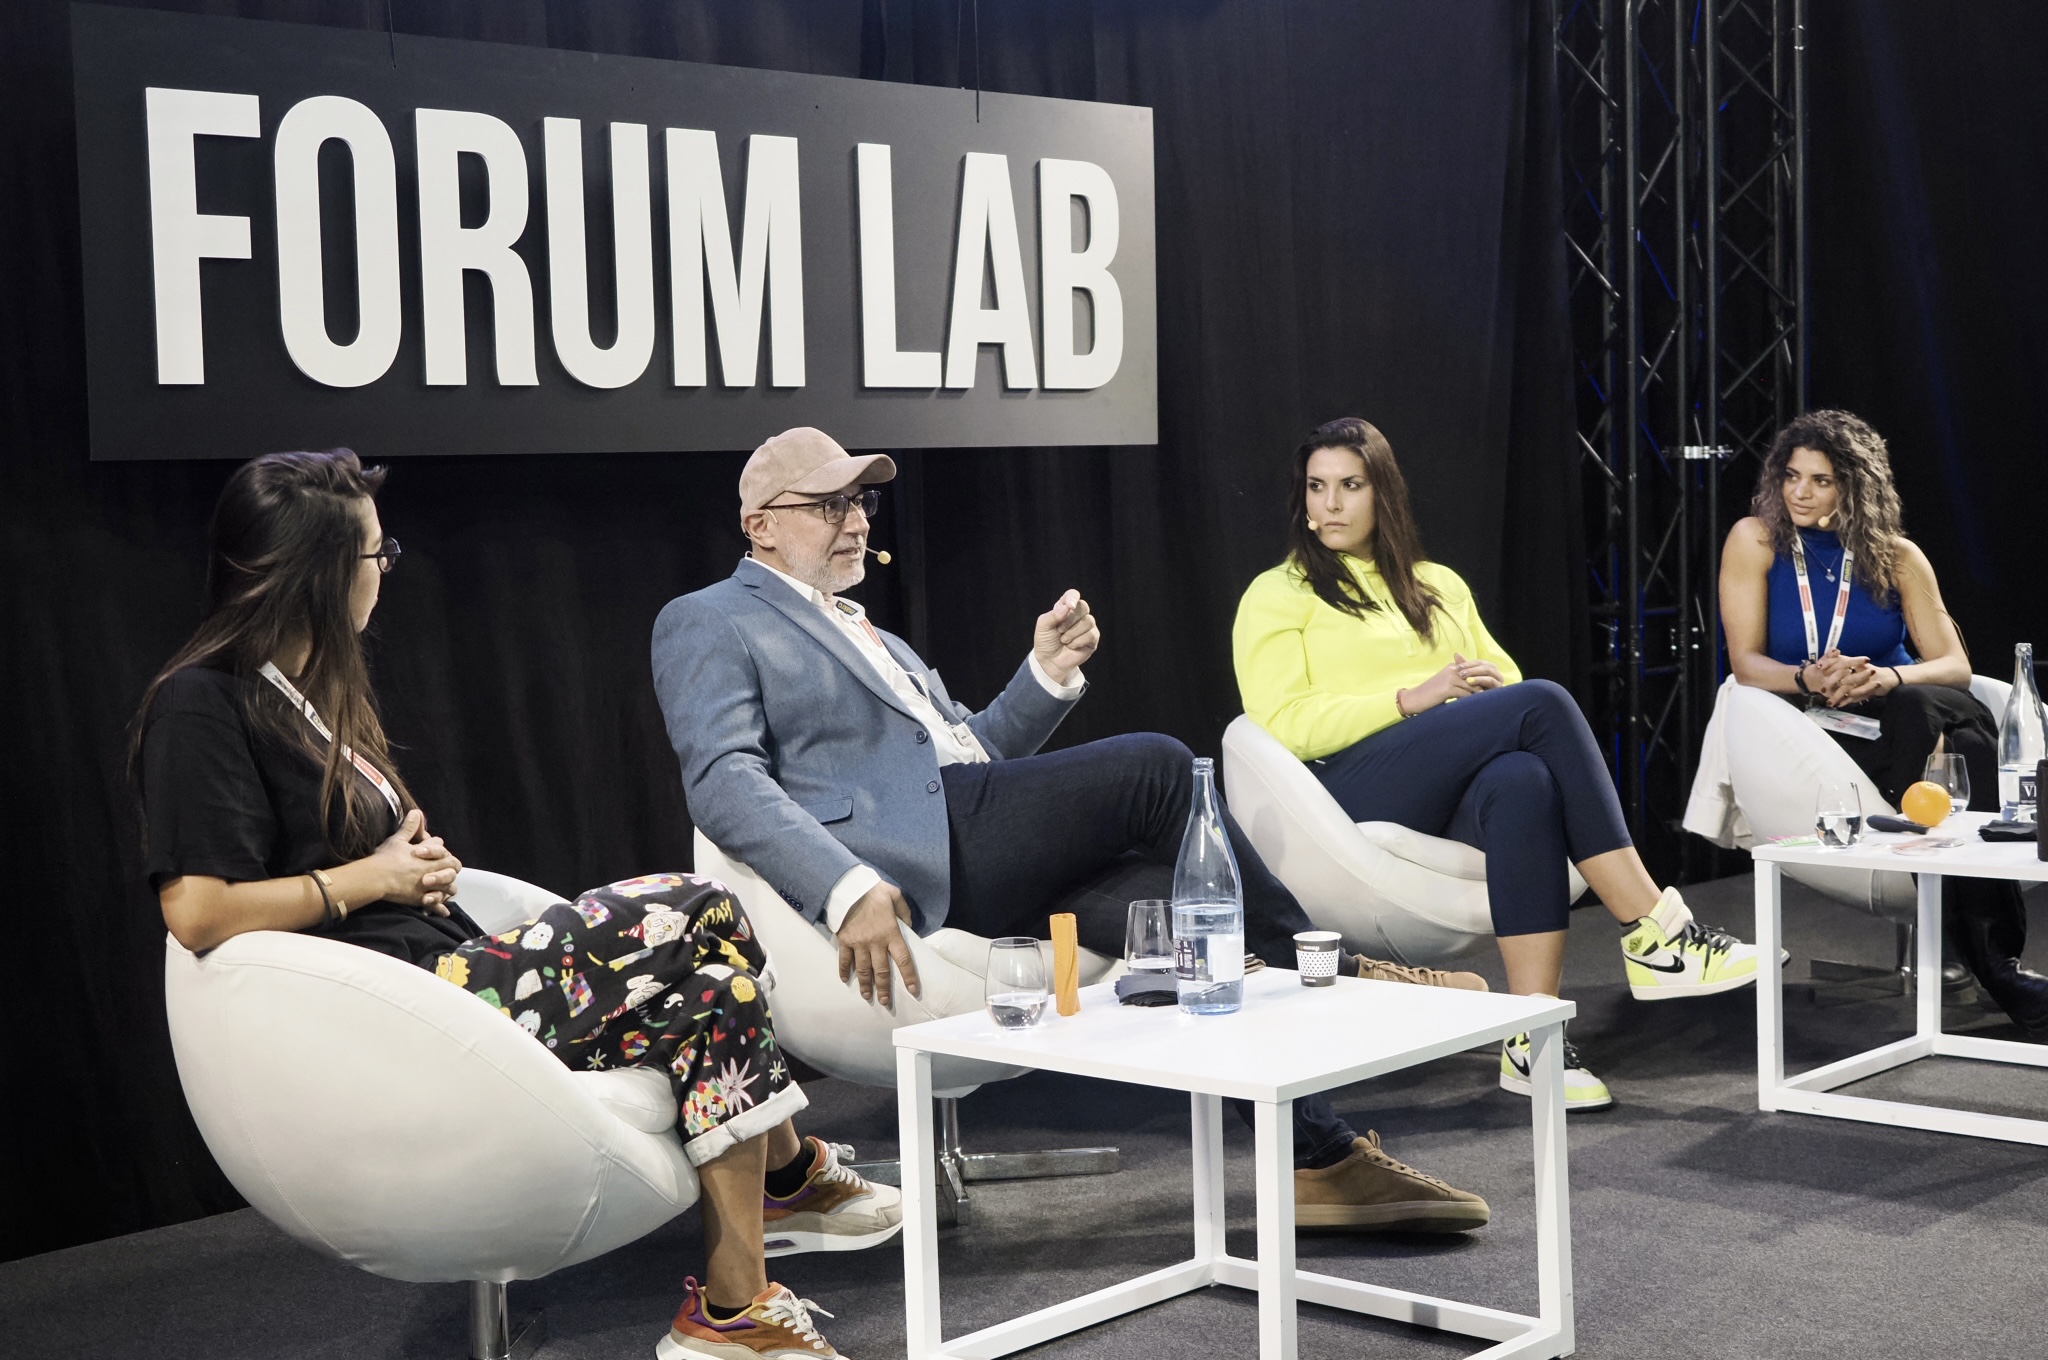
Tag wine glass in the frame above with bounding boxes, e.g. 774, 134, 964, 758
1922, 753, 1971, 819
1815, 780, 1864, 849
985, 936, 1049, 1029
1125, 900, 1173, 974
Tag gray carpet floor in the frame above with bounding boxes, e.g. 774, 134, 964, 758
7, 875, 2048, 1359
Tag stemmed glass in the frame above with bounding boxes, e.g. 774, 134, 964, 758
985, 936, 1049, 1030
1922, 753, 1971, 820
1815, 780, 1864, 849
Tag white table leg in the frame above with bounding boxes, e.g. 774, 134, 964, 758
1191, 1093, 1226, 1266
898, 1047, 941, 1360
1916, 872, 1944, 1041
1528, 1022, 1575, 1356
1755, 862, 1785, 1110
1252, 1098, 1297, 1360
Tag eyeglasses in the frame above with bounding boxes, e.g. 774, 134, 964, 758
359, 537, 402, 573
768, 488, 881, 525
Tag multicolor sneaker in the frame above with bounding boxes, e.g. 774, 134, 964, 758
1500, 1032, 1612, 1110
1352, 954, 1490, 992
658, 1279, 843, 1359
1620, 887, 1761, 1000
763, 1138, 902, 1258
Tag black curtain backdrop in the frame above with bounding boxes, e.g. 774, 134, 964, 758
1807, 4, 2048, 688
0, 0, 1577, 1261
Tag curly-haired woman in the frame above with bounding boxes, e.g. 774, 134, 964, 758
1720, 409, 2048, 1035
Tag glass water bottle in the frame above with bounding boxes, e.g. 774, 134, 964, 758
1998, 642, 2046, 822
1171, 757, 1245, 1015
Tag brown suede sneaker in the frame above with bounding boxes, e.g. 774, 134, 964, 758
1352, 954, 1490, 992
1294, 1132, 1491, 1231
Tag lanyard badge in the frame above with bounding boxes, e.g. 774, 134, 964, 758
258, 662, 404, 819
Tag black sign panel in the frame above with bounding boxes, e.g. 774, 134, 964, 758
70, 5, 1156, 459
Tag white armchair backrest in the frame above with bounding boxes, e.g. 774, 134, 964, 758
1222, 714, 1591, 963
1971, 674, 2013, 717
691, 831, 1112, 1094
453, 867, 566, 936
165, 927, 696, 1284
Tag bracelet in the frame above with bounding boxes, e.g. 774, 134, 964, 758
308, 871, 335, 923
1886, 666, 1905, 691
311, 868, 348, 921
1793, 662, 1812, 697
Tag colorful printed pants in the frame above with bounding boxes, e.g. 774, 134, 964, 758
427, 872, 807, 1166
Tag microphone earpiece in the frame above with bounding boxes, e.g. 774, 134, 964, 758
1307, 519, 1321, 532
1816, 512, 1833, 530
867, 547, 892, 565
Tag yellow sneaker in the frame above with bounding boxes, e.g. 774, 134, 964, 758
1620, 888, 1762, 1001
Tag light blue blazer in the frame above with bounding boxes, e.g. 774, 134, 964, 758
651, 558, 1081, 932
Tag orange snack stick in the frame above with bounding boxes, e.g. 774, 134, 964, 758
1051, 912, 1081, 1016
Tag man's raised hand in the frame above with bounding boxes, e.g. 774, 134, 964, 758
836, 881, 921, 1007
1033, 589, 1101, 686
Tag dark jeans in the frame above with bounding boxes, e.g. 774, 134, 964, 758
1310, 680, 1633, 937
940, 733, 1358, 1169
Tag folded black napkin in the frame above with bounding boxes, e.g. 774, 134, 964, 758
1114, 973, 1178, 1007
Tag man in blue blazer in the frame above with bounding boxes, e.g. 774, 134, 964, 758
652, 427, 1494, 1233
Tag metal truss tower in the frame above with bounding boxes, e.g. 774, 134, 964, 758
1554, 0, 1810, 877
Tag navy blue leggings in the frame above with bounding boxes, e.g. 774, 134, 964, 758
1310, 681, 1632, 937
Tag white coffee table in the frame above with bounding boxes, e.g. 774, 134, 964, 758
1752, 811, 2048, 1144
892, 967, 1577, 1360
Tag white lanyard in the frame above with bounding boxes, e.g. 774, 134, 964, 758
258, 662, 404, 820
1788, 532, 1855, 663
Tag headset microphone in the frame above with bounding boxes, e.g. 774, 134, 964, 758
867, 547, 893, 565
1307, 520, 1321, 532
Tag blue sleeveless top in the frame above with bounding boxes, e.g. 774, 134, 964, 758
1764, 528, 1912, 667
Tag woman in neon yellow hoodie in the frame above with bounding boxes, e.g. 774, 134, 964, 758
1234, 418, 1763, 1110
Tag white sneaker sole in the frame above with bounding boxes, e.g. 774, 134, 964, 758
763, 1218, 902, 1257
1499, 1069, 1613, 1111
658, 1330, 840, 1360
1626, 968, 1760, 1001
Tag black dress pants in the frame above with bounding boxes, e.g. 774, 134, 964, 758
937, 733, 1359, 1169
1818, 685, 2027, 953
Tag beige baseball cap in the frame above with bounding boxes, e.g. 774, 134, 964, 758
739, 427, 896, 516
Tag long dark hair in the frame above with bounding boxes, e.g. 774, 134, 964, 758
1752, 410, 1906, 598
132, 449, 413, 857
1285, 417, 1444, 642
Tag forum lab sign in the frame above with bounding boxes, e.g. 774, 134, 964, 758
71, 5, 1156, 461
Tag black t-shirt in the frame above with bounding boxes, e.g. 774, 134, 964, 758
140, 665, 476, 966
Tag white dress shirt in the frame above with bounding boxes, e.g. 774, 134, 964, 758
749, 557, 1084, 929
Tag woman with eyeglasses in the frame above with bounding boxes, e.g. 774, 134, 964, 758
132, 449, 887, 1360
1233, 418, 1766, 1112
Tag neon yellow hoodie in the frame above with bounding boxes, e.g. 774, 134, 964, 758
1232, 555, 1521, 760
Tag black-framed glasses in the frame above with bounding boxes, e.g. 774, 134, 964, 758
769, 488, 881, 525
360, 537, 402, 573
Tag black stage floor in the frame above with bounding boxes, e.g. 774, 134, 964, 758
7, 875, 2047, 1359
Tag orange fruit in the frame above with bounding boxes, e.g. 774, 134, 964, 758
1900, 781, 1952, 828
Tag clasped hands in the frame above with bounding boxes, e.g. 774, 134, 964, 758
1396, 653, 1506, 717
369, 808, 462, 915
1801, 648, 1897, 708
